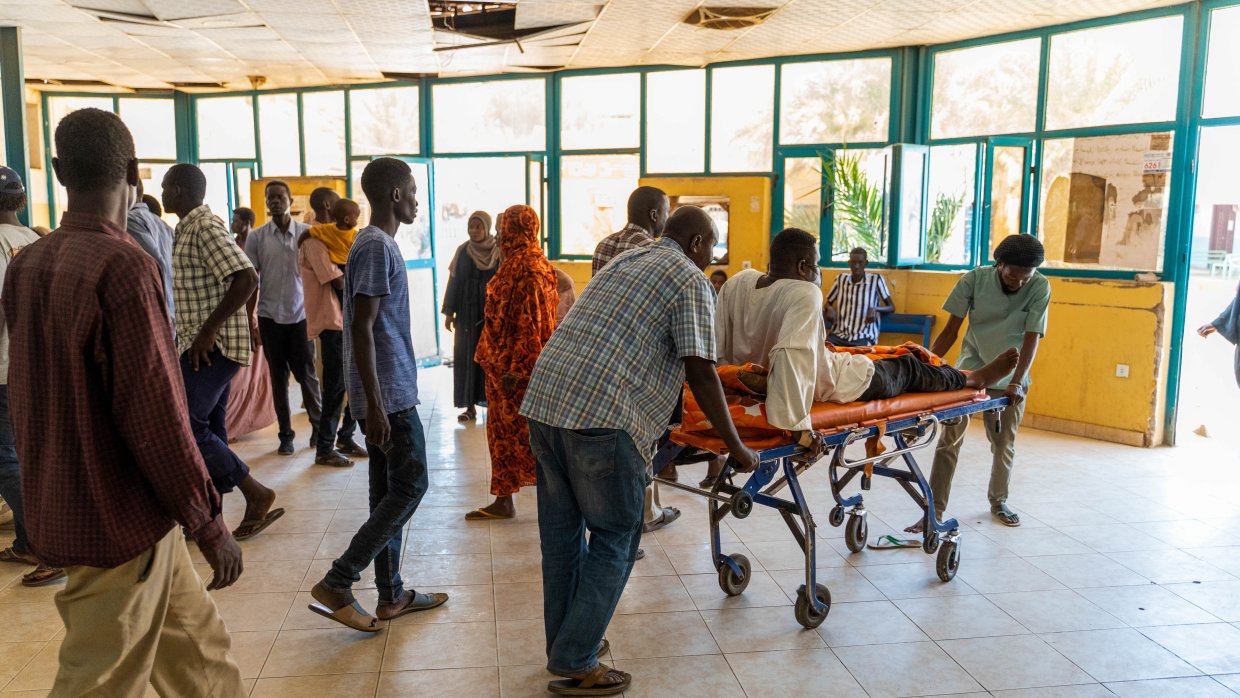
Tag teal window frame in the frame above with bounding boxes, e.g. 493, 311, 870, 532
41, 91, 178, 228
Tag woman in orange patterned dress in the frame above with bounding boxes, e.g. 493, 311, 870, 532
466, 205, 559, 520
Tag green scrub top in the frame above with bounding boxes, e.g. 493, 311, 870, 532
943, 266, 1051, 389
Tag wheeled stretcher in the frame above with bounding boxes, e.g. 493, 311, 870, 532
657, 388, 1008, 629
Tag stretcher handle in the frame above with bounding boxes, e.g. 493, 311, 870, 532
834, 415, 940, 469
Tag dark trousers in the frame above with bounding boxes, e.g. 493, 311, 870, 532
317, 329, 356, 455
859, 354, 968, 401
324, 408, 428, 604
828, 332, 873, 348
0, 386, 29, 554
179, 351, 250, 494
258, 317, 323, 442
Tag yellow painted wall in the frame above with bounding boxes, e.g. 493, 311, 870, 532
554, 175, 773, 291
250, 176, 347, 227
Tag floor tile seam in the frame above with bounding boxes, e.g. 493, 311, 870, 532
1033, 628, 1207, 683
1132, 622, 1240, 675
0, 636, 55, 693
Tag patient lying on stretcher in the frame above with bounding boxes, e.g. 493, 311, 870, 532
714, 228, 1019, 437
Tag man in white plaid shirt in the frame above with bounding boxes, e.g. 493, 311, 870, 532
521, 205, 759, 696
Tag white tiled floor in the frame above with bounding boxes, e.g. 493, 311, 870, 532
2, 365, 1240, 696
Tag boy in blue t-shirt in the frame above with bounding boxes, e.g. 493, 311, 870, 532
308, 158, 448, 632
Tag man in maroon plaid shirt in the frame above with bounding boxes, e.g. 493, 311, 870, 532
2, 108, 246, 696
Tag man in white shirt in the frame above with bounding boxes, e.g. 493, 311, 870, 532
716, 229, 1019, 435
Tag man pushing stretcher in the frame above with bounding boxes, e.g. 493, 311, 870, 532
714, 228, 1020, 446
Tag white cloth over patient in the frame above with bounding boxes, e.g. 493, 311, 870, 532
715, 269, 875, 431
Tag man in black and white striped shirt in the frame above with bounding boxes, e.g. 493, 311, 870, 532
824, 247, 893, 346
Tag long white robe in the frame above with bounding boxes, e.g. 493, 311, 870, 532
715, 269, 875, 431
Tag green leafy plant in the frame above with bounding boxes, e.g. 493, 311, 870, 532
926, 193, 964, 264
826, 151, 885, 259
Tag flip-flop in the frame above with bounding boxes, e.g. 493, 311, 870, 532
548, 664, 631, 696
993, 508, 1021, 527
464, 508, 514, 521
376, 590, 449, 620
21, 565, 65, 587
308, 599, 383, 633
642, 507, 681, 533
0, 547, 37, 565
868, 535, 921, 550
232, 508, 285, 541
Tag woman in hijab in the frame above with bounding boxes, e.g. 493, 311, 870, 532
466, 205, 558, 520
443, 211, 501, 422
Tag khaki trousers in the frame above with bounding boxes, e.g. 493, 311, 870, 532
928, 388, 1028, 518
51, 529, 245, 698
643, 481, 664, 525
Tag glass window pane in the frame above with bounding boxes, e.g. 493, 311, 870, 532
1204, 6, 1240, 118
200, 162, 231, 221
433, 156, 526, 351
350, 86, 420, 155
407, 267, 439, 360
561, 72, 639, 150
433, 79, 546, 153
559, 154, 639, 256
350, 158, 432, 261
258, 93, 301, 177
926, 144, 977, 265
1045, 17, 1182, 130
302, 91, 345, 176
711, 65, 774, 172
1038, 131, 1173, 271
783, 157, 823, 240
47, 96, 113, 156
197, 96, 255, 160
931, 40, 1039, 139
118, 98, 175, 160
989, 146, 1027, 255
137, 163, 177, 226
829, 148, 887, 262
646, 70, 705, 173
780, 58, 891, 145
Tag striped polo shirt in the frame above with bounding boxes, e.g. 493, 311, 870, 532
826, 271, 890, 345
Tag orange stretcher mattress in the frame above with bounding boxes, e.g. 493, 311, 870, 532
671, 388, 988, 454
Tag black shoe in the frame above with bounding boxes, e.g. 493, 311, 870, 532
308, 429, 319, 450
336, 437, 367, 457
314, 451, 352, 467
636, 548, 646, 560
278, 439, 295, 456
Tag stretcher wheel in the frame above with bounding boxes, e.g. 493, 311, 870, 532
793, 583, 831, 629
936, 540, 960, 582
828, 506, 845, 527
718, 554, 751, 596
923, 534, 940, 555
731, 491, 754, 519
844, 515, 867, 553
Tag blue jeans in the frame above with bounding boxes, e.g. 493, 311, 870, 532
528, 420, 645, 675
180, 351, 249, 494
324, 407, 428, 604
0, 385, 29, 554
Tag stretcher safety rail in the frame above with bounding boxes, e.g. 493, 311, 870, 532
658, 395, 1009, 629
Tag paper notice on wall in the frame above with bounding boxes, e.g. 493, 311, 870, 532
1143, 151, 1173, 174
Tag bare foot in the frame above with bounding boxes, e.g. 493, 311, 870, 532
965, 348, 1020, 389
311, 580, 356, 612
238, 475, 277, 523
904, 520, 924, 534
465, 496, 516, 520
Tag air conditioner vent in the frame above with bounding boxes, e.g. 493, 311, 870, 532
683, 6, 777, 30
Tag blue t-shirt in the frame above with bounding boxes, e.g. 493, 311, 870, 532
344, 226, 419, 415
